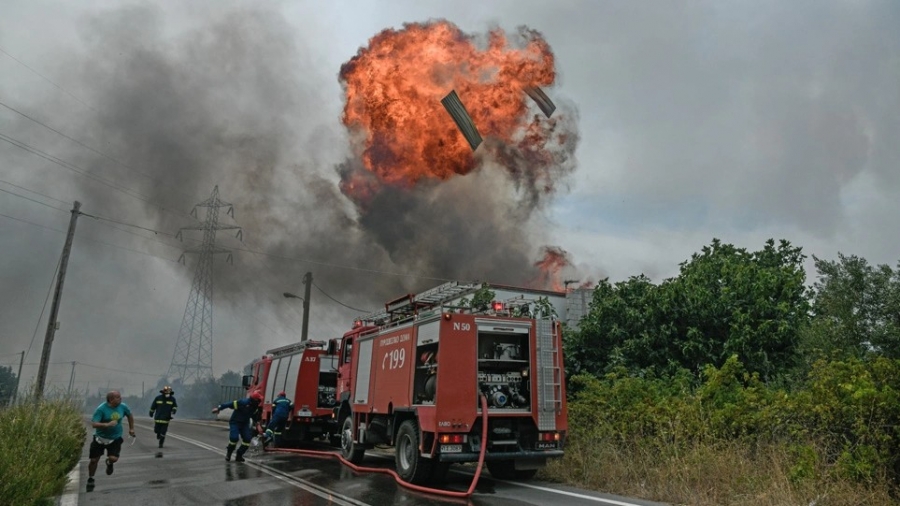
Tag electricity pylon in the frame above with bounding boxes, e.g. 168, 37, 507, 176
167, 186, 242, 384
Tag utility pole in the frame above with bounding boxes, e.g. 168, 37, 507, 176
10, 350, 24, 405
67, 361, 77, 395
301, 272, 312, 342
35, 201, 81, 399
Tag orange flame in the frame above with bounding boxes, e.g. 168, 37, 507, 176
530, 246, 572, 291
339, 20, 557, 199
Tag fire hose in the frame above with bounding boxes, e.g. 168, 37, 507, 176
265, 394, 490, 499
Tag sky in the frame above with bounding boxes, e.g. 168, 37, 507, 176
2, 1, 898, 397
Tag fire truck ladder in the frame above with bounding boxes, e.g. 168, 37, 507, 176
266, 340, 326, 357
359, 281, 481, 324
536, 316, 562, 431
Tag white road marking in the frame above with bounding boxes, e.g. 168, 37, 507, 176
451, 468, 651, 505
507, 481, 648, 506
147, 424, 369, 506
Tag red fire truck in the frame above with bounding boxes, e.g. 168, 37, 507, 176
333, 281, 568, 484
242, 340, 340, 444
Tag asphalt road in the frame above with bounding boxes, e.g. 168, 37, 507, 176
57, 417, 667, 506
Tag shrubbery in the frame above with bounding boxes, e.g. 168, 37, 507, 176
1, 399, 85, 506
545, 356, 900, 505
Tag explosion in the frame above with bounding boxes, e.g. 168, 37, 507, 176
336, 20, 582, 291
338, 20, 573, 209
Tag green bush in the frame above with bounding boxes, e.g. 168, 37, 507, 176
0, 399, 86, 505
792, 357, 900, 484
549, 356, 900, 504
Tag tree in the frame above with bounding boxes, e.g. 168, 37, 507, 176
671, 239, 810, 380
567, 239, 811, 381
805, 254, 900, 360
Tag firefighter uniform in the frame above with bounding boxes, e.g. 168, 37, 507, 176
149, 386, 177, 448
264, 392, 293, 447
215, 392, 262, 462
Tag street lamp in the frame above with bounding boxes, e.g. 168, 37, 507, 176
283, 292, 304, 301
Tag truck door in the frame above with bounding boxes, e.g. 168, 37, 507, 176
337, 336, 354, 402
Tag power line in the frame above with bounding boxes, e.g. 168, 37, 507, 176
25, 251, 61, 362
0, 132, 196, 224
0, 210, 65, 233
80, 210, 173, 236
0, 178, 70, 206
0, 45, 96, 112
0, 208, 180, 263
313, 280, 371, 313
1, 190, 451, 285
0, 98, 201, 203
1, 176, 456, 291
0, 176, 450, 283
0, 132, 156, 205
0, 186, 69, 212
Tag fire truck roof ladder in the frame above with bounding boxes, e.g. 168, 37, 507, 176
266, 340, 326, 357
359, 281, 482, 324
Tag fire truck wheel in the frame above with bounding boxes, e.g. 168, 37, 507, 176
395, 419, 433, 484
486, 460, 538, 481
340, 417, 365, 464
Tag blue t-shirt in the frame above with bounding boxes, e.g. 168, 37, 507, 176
92, 402, 132, 440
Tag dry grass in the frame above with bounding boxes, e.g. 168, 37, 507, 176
541, 436, 897, 506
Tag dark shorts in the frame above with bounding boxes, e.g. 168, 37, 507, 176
89, 436, 123, 459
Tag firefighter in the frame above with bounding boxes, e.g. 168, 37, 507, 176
212, 391, 263, 462
264, 391, 293, 448
148, 385, 178, 448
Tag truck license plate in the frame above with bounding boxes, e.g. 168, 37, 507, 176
535, 441, 558, 450
441, 444, 463, 453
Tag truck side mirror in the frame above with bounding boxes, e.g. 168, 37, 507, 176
326, 339, 337, 355
241, 375, 253, 388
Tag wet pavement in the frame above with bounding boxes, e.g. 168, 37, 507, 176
59, 417, 665, 506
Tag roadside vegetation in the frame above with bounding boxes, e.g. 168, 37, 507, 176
1, 396, 85, 506
544, 239, 900, 505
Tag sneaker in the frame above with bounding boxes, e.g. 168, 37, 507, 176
105, 459, 114, 475
86, 477, 95, 491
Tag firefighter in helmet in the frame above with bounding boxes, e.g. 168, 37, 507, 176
212, 391, 263, 462
149, 385, 177, 448
264, 391, 293, 448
